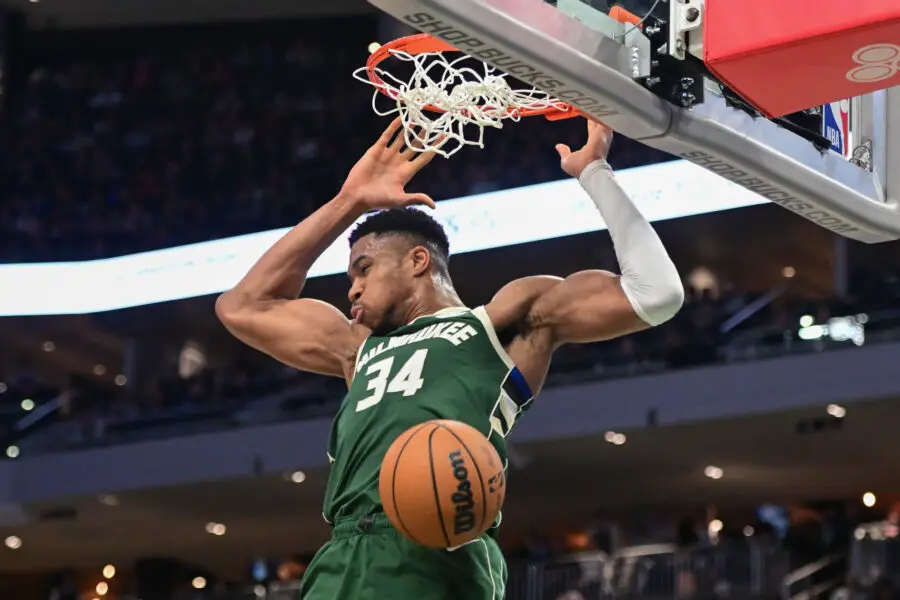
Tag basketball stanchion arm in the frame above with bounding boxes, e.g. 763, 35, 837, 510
874, 87, 900, 221
369, 0, 900, 243
889, 88, 900, 219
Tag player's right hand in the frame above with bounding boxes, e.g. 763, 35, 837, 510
339, 117, 438, 211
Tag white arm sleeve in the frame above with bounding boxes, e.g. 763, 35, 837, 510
578, 159, 685, 326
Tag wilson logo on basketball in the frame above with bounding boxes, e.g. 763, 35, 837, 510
448, 450, 477, 535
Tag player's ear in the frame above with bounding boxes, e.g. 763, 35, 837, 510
409, 246, 431, 277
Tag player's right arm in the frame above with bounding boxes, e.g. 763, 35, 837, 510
215, 192, 368, 381
216, 117, 437, 381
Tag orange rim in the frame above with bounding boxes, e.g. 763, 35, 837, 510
365, 33, 580, 120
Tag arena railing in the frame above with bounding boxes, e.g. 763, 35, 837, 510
723, 308, 900, 363
118, 541, 788, 600
849, 521, 900, 587
1, 390, 71, 452
719, 280, 793, 335
780, 554, 847, 600
505, 542, 788, 600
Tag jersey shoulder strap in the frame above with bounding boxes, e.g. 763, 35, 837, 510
348, 332, 371, 384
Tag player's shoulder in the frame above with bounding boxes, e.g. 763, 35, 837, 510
483, 275, 563, 332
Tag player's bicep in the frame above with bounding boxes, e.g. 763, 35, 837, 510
216, 296, 364, 379
528, 270, 649, 345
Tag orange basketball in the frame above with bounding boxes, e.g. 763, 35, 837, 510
379, 419, 506, 549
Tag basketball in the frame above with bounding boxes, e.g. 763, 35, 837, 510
379, 419, 506, 549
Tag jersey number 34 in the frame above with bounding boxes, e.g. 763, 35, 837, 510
355, 349, 429, 412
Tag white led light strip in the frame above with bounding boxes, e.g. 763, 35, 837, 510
0, 159, 764, 316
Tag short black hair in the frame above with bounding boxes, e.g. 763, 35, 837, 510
348, 208, 451, 273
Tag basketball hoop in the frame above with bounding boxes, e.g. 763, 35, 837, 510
353, 34, 580, 157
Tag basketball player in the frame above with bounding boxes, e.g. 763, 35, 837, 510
216, 117, 683, 599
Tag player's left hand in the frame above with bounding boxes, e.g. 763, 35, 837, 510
555, 119, 614, 179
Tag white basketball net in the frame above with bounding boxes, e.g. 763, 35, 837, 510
353, 48, 569, 158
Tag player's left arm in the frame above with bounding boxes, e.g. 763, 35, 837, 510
517, 120, 684, 345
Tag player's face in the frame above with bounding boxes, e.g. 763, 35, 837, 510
347, 234, 418, 335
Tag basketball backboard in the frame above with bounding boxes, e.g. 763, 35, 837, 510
368, 0, 900, 243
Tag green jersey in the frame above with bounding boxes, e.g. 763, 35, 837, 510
322, 306, 534, 525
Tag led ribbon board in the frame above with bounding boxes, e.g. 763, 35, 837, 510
0, 159, 765, 316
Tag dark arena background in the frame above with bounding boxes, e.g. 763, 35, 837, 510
2, 1, 900, 599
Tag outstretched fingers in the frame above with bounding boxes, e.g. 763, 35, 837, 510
398, 125, 426, 154
409, 147, 438, 171
376, 117, 405, 153
399, 129, 439, 206
404, 136, 443, 177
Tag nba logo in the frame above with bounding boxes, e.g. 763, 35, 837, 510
823, 99, 851, 157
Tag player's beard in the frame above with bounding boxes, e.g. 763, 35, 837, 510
370, 304, 402, 336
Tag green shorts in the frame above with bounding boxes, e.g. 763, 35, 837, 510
300, 514, 507, 600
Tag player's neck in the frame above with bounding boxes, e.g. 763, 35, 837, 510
404, 281, 465, 324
